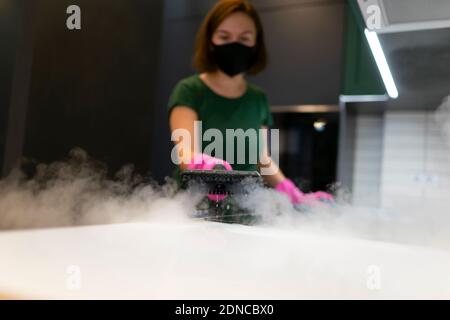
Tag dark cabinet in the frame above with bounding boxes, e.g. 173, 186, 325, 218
3, 0, 164, 177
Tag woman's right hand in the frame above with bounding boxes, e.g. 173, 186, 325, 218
187, 154, 233, 202
187, 153, 233, 171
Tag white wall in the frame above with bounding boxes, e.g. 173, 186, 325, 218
381, 111, 450, 208
352, 110, 450, 208
352, 114, 384, 207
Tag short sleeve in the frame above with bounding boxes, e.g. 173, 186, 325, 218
261, 93, 274, 127
167, 80, 200, 116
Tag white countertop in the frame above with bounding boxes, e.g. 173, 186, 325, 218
1, 221, 450, 299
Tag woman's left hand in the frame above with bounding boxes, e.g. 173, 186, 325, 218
275, 178, 334, 205
302, 191, 334, 204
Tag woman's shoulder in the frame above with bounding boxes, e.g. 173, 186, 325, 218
174, 74, 204, 92
168, 74, 205, 111
246, 82, 268, 101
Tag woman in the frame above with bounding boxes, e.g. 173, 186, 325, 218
168, 0, 332, 205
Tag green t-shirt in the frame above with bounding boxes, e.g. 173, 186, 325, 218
168, 74, 273, 172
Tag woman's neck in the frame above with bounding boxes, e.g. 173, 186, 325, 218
200, 71, 247, 99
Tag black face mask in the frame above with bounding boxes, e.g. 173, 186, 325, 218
212, 42, 256, 77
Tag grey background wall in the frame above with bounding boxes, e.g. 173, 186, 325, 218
2, 0, 450, 205
1, 0, 346, 183
151, 0, 346, 182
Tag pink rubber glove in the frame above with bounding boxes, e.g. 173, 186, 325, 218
187, 153, 233, 171
275, 178, 334, 205
187, 154, 232, 202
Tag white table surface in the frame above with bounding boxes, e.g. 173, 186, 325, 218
1, 221, 449, 299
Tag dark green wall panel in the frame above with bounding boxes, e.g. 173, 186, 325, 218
341, 1, 385, 96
